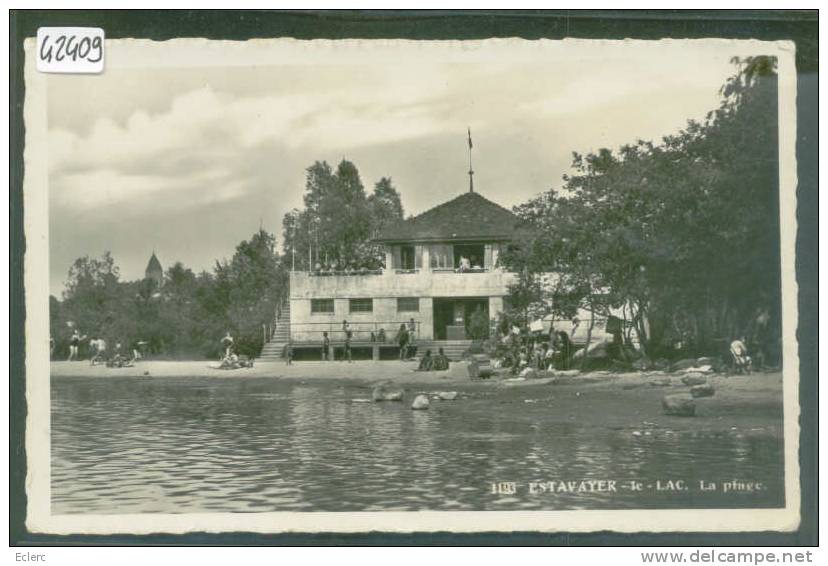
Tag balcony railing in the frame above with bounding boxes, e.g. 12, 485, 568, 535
302, 267, 494, 276
308, 268, 383, 277
285, 320, 422, 343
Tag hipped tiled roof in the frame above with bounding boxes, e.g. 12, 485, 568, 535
376, 191, 522, 243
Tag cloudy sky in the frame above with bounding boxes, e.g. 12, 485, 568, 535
46, 41, 741, 296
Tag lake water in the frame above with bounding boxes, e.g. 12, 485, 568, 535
51, 375, 784, 513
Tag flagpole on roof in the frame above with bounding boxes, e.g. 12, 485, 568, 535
467, 127, 474, 193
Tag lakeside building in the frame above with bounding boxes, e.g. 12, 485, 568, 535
261, 187, 529, 360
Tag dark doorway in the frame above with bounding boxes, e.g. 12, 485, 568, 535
433, 297, 489, 340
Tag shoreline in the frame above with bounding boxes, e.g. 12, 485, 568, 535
49, 360, 784, 395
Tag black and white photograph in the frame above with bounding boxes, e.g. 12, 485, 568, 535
18, 31, 803, 536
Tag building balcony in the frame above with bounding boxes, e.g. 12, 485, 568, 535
289, 268, 517, 299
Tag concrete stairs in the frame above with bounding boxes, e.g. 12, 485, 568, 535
259, 302, 290, 361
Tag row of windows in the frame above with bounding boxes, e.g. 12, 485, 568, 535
310, 298, 420, 315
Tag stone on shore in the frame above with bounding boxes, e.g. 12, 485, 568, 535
681, 373, 708, 386
632, 357, 653, 371
519, 367, 537, 379
467, 358, 494, 379
436, 391, 458, 401
411, 394, 430, 410
662, 393, 696, 417
690, 383, 715, 398
671, 358, 698, 371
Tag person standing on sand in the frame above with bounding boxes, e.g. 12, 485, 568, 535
221, 331, 234, 357
396, 323, 409, 360
321, 331, 330, 361
343, 331, 353, 363
67, 329, 86, 361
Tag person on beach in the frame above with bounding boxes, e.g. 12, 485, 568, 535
553, 331, 573, 370
131, 340, 147, 361
343, 331, 353, 363
418, 350, 434, 371
107, 342, 133, 368
321, 331, 330, 361
221, 331, 234, 357
433, 347, 450, 371
396, 323, 409, 360
89, 337, 107, 365
730, 337, 752, 374
544, 342, 556, 370
67, 329, 86, 361
407, 318, 417, 355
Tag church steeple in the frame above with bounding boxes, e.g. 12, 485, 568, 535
145, 251, 163, 288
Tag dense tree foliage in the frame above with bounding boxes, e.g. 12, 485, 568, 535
282, 160, 404, 270
51, 158, 401, 360
502, 56, 782, 362
51, 230, 288, 360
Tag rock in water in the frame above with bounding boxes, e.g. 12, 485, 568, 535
437, 391, 458, 400
373, 385, 404, 401
662, 394, 696, 417
681, 373, 707, 386
690, 384, 715, 398
411, 394, 430, 410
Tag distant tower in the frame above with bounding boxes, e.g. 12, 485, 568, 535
145, 252, 163, 288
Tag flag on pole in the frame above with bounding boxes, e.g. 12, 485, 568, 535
468, 127, 473, 149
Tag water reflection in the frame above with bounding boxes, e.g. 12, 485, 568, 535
51, 376, 784, 514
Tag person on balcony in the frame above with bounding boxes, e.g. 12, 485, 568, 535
458, 255, 471, 272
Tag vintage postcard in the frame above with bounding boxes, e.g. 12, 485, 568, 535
22, 36, 800, 534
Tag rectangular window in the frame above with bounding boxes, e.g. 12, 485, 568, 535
399, 245, 416, 270
397, 297, 419, 312
349, 298, 373, 313
310, 298, 334, 314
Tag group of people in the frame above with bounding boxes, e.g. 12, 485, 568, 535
215, 331, 252, 369
218, 331, 254, 369
417, 348, 451, 372
498, 322, 575, 374
58, 328, 146, 368
303, 319, 418, 363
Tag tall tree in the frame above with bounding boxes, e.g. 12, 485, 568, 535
283, 159, 401, 270
502, 56, 781, 360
